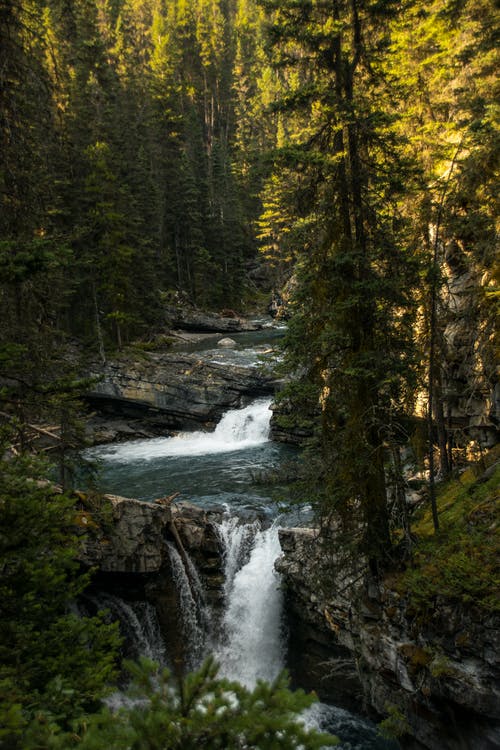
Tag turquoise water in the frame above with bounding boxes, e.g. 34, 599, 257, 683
83, 334, 398, 750
83, 398, 296, 517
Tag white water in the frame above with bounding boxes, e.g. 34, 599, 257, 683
167, 543, 207, 669
215, 513, 260, 600
88, 593, 166, 666
214, 522, 285, 689
85, 388, 395, 748
88, 398, 272, 462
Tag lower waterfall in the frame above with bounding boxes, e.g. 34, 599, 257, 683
166, 541, 207, 669
214, 521, 285, 688
84, 593, 166, 666
88, 397, 397, 748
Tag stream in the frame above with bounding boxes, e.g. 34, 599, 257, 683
84, 329, 397, 749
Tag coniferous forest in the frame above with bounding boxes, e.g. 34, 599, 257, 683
0, 0, 498, 748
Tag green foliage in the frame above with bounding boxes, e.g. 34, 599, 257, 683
397, 461, 500, 613
259, 0, 422, 569
428, 653, 457, 680
27, 657, 338, 749
0, 440, 121, 748
378, 704, 410, 740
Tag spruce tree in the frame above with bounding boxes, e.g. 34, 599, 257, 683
27, 657, 337, 749
261, 0, 420, 570
0, 443, 120, 748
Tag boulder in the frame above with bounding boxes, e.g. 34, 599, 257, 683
217, 337, 237, 347
165, 307, 262, 333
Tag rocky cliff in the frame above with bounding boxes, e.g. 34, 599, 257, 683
78, 494, 227, 671
269, 250, 499, 450
79, 495, 223, 584
78, 493, 172, 574
85, 350, 278, 442
276, 527, 500, 750
77, 491, 499, 749
441, 245, 498, 449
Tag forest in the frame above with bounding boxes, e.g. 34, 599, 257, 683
0, 0, 498, 747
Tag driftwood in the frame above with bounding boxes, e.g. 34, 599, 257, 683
154, 491, 180, 506
0, 411, 62, 442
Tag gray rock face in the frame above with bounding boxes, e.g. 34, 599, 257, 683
441, 252, 498, 448
79, 494, 171, 573
269, 397, 317, 445
276, 527, 500, 750
171, 502, 225, 606
166, 307, 262, 333
86, 351, 278, 436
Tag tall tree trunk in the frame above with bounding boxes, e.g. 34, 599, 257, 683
434, 378, 451, 478
92, 282, 106, 366
427, 257, 440, 532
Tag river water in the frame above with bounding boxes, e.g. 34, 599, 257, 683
84, 330, 398, 750
84, 398, 296, 518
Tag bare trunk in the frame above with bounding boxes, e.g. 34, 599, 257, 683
92, 282, 106, 366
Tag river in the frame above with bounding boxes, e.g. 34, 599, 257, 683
84, 329, 398, 750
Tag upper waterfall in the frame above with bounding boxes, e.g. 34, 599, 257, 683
90, 398, 272, 462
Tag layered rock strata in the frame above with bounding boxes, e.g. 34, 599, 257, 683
78, 494, 171, 574
165, 307, 263, 333
85, 351, 277, 438
277, 527, 500, 750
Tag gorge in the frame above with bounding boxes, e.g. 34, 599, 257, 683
80, 399, 396, 750
78, 329, 499, 750
1, 0, 498, 746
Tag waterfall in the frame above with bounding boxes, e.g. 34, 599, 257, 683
167, 542, 207, 669
214, 520, 285, 689
215, 513, 260, 599
86, 593, 166, 666
87, 398, 272, 462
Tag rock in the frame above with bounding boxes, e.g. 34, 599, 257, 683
270, 397, 317, 445
441, 253, 498, 448
79, 494, 170, 574
217, 337, 237, 347
165, 306, 262, 333
86, 415, 162, 445
85, 350, 279, 434
276, 526, 500, 750
170, 502, 225, 604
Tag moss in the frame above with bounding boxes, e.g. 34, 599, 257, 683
74, 510, 99, 530
399, 644, 432, 672
395, 453, 500, 614
75, 491, 115, 534
274, 413, 315, 431
429, 653, 457, 679
378, 704, 411, 740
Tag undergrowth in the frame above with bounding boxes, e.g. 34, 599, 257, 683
396, 451, 499, 613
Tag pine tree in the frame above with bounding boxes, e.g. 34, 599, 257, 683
27, 656, 338, 749
261, 0, 421, 570
0, 442, 121, 748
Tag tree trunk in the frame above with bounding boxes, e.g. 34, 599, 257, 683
92, 282, 106, 366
